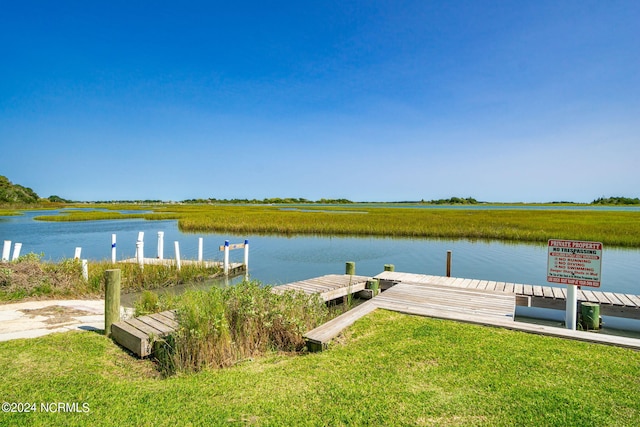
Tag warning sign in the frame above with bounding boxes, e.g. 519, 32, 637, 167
547, 239, 602, 287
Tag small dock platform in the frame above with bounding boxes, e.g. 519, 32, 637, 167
271, 274, 370, 302
111, 310, 177, 357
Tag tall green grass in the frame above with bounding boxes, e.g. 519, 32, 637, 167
153, 282, 329, 375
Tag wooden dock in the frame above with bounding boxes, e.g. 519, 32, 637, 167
271, 274, 371, 302
304, 271, 640, 351
111, 271, 640, 357
375, 271, 640, 319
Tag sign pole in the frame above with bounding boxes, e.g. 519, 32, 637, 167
566, 284, 577, 330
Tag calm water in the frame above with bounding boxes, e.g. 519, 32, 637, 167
1, 209, 638, 295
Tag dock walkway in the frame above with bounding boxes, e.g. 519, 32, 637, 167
111, 272, 640, 357
375, 271, 640, 319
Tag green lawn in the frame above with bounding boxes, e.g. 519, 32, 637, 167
1, 310, 638, 426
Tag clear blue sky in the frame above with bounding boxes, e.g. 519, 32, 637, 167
1, 1, 638, 202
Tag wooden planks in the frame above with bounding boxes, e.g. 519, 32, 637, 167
305, 279, 517, 350
375, 271, 640, 319
111, 310, 177, 357
272, 274, 370, 302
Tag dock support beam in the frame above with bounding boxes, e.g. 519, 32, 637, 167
104, 269, 121, 338
174, 241, 181, 271
446, 250, 452, 277
198, 237, 203, 262
11, 242, 22, 261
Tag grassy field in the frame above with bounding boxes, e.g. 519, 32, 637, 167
1, 309, 638, 426
32, 203, 640, 247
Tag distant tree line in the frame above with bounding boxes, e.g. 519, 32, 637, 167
421, 197, 479, 205
181, 197, 353, 204
591, 196, 640, 205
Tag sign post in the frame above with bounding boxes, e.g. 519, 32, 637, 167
547, 239, 602, 330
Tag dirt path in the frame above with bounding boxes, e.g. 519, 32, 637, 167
0, 300, 133, 342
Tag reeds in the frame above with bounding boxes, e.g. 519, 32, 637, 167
151, 281, 329, 375
0, 255, 221, 301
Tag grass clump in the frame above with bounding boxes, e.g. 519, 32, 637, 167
0, 255, 222, 302
153, 281, 328, 375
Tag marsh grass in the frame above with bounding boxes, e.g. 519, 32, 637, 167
152, 281, 329, 375
33, 203, 640, 247
0, 255, 221, 302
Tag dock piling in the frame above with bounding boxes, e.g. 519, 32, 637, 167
11, 242, 22, 261
2, 240, 10, 261
104, 269, 121, 338
111, 234, 117, 263
157, 231, 164, 260
345, 261, 356, 275
446, 250, 452, 277
198, 237, 203, 262
174, 241, 181, 271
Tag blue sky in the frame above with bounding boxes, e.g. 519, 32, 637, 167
1, 1, 638, 202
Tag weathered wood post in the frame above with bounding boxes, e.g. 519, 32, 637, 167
223, 240, 230, 275
345, 261, 355, 275
74, 247, 82, 260
446, 250, 452, 277
198, 237, 203, 262
111, 234, 117, 263
104, 269, 121, 338
11, 243, 22, 261
384, 264, 395, 272
157, 231, 164, 260
174, 241, 181, 271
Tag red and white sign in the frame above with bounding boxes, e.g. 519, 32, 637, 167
547, 239, 602, 287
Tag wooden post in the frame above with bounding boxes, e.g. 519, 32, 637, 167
135, 232, 144, 259
11, 243, 22, 261
2, 240, 10, 261
243, 239, 249, 270
157, 231, 164, 260
174, 241, 181, 271
446, 250, 452, 277
223, 240, 230, 275
104, 269, 121, 338
345, 261, 355, 275
566, 284, 577, 330
74, 247, 82, 260
198, 237, 203, 262
136, 241, 144, 270
111, 234, 117, 263
580, 302, 601, 330
384, 264, 395, 272
82, 259, 88, 281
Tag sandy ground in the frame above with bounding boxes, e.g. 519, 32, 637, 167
0, 300, 133, 342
